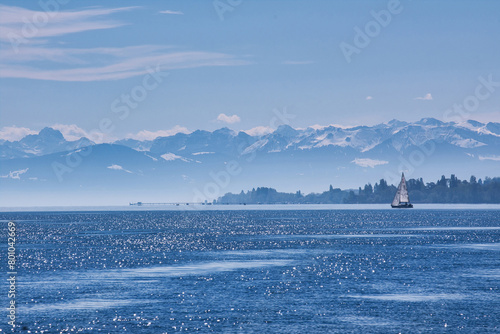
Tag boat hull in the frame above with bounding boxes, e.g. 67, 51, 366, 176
391, 203, 413, 208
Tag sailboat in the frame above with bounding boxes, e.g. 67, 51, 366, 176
391, 173, 413, 208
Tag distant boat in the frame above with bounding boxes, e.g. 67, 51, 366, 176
391, 173, 413, 208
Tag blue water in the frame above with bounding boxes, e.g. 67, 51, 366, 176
1, 209, 499, 333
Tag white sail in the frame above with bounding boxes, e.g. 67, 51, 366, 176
392, 173, 410, 206
399, 175, 409, 203
392, 185, 401, 206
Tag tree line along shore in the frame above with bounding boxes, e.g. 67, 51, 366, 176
216, 175, 500, 204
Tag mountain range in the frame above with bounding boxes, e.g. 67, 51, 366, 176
1, 118, 499, 206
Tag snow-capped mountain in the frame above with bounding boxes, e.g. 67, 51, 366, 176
2, 118, 498, 159
1, 118, 499, 206
0, 127, 94, 159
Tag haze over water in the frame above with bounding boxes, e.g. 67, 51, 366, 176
1, 208, 499, 333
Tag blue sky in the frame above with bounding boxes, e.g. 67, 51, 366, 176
1, 0, 499, 142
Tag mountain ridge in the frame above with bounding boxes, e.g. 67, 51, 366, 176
1, 118, 499, 206
1, 118, 500, 160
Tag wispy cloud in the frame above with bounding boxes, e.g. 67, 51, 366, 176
159, 10, 183, 15
414, 93, 433, 100
107, 164, 132, 173
0, 5, 137, 43
0, 126, 36, 141
0, 48, 250, 81
0, 45, 168, 64
366, 96, 373, 100
217, 113, 241, 124
478, 155, 500, 161
0, 5, 250, 82
127, 126, 190, 141
351, 158, 388, 168
0, 168, 29, 179
282, 60, 314, 65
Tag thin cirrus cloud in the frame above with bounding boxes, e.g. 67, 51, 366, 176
159, 10, 184, 15
216, 113, 241, 124
0, 45, 169, 64
414, 93, 433, 100
0, 49, 250, 81
0, 5, 137, 42
0, 5, 250, 82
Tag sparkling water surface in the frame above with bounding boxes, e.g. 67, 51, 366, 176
1, 209, 499, 333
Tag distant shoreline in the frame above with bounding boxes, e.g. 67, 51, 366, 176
216, 175, 500, 205
2, 203, 500, 213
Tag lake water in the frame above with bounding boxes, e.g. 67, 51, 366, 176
1, 208, 499, 333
